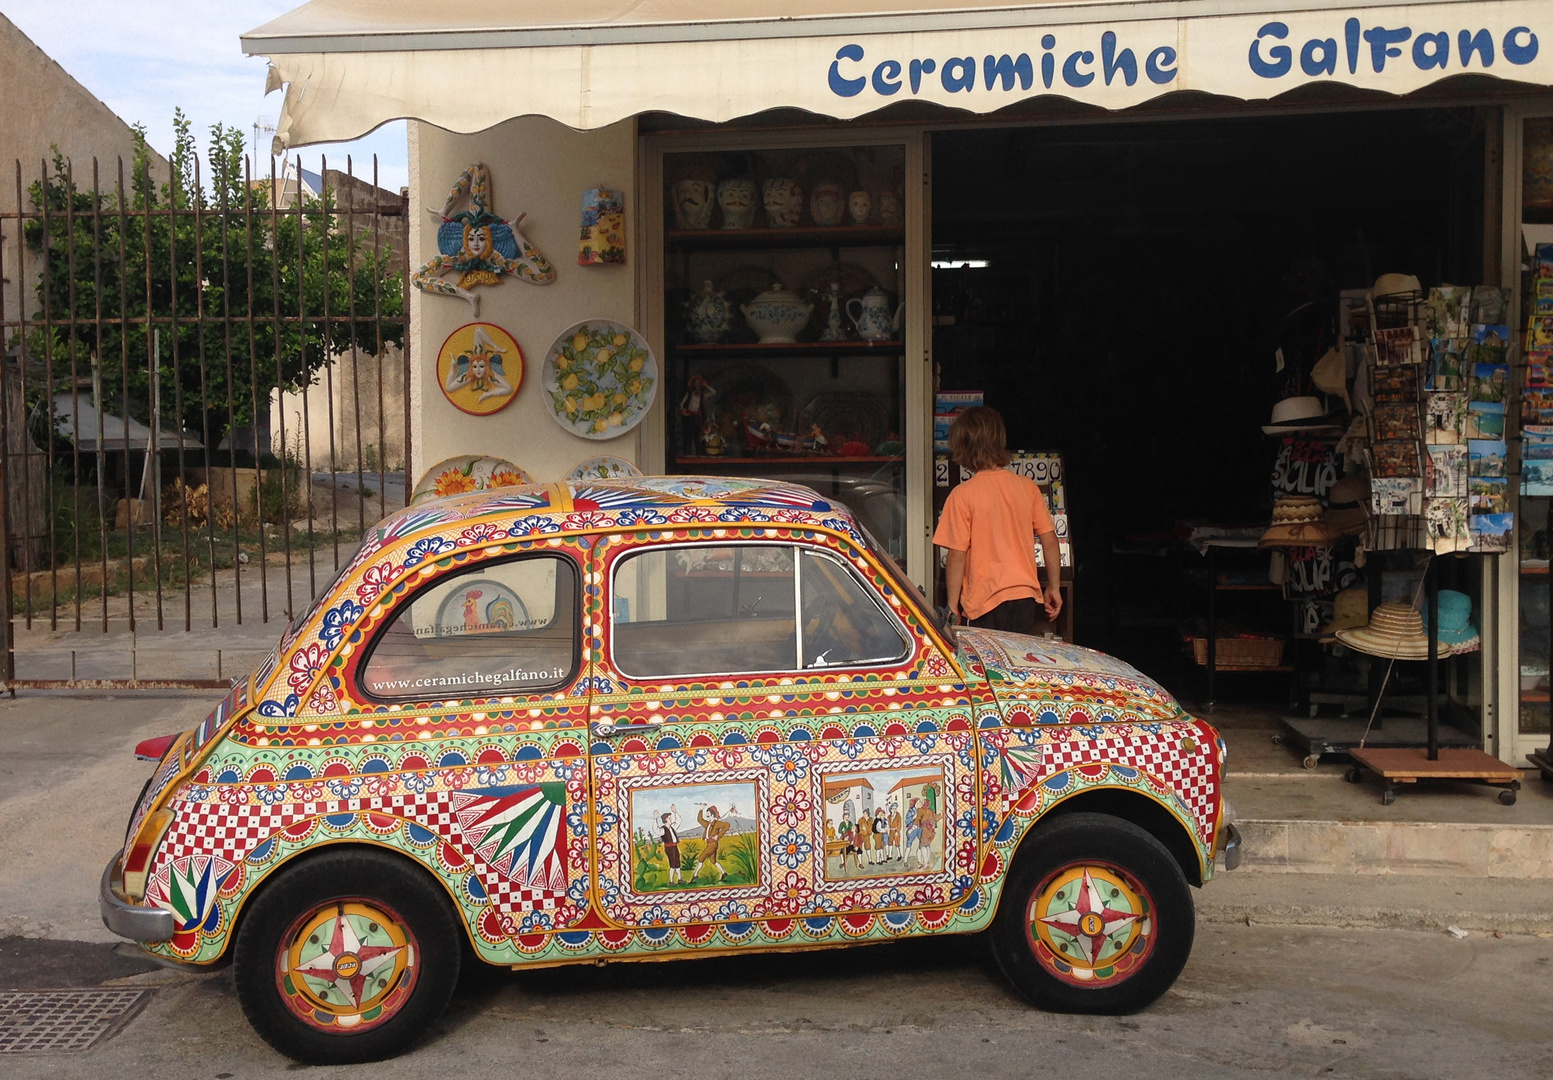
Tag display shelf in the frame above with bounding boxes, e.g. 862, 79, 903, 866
677, 455, 904, 466
673, 341, 904, 357
667, 225, 904, 250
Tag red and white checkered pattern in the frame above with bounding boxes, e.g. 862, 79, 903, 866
1039, 726, 1217, 840
154, 787, 570, 917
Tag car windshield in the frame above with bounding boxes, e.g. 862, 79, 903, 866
856, 522, 949, 637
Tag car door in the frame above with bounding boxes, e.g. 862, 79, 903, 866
337, 542, 596, 950
588, 529, 979, 941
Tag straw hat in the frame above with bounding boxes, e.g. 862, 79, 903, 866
1262, 395, 1344, 434
1260, 495, 1340, 549
1319, 586, 1369, 637
1370, 272, 1422, 298
1324, 474, 1370, 536
1335, 602, 1433, 659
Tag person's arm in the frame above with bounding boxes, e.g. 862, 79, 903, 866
1037, 530, 1063, 620
944, 548, 967, 621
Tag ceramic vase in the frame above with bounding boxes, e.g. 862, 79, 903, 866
877, 191, 902, 227
848, 191, 872, 225
684, 280, 732, 343
820, 282, 847, 341
810, 182, 845, 227
742, 282, 814, 343
762, 178, 803, 227
671, 179, 714, 229
717, 179, 757, 229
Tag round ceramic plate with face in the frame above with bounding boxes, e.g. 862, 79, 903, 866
410, 455, 533, 504
542, 320, 658, 439
436, 322, 523, 416
566, 456, 643, 482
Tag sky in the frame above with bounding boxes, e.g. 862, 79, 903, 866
4, 0, 409, 192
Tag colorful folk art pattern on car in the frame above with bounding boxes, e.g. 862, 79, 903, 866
129, 479, 1221, 967
958, 629, 1187, 724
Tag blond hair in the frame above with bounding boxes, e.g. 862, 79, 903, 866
948, 406, 1011, 471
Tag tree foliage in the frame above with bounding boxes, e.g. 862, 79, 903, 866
21, 112, 404, 452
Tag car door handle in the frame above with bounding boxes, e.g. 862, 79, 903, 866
590, 719, 665, 738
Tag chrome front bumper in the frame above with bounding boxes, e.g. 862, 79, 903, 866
1220, 822, 1245, 871
99, 857, 174, 942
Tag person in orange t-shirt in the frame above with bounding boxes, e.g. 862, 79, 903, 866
932, 407, 1062, 635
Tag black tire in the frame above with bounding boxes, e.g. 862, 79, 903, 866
233, 848, 462, 1064
990, 812, 1194, 1014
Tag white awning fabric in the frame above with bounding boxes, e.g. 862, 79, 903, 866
243, 0, 1553, 147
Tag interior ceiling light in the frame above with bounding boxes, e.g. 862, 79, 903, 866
930, 259, 989, 269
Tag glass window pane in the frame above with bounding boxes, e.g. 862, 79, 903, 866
613, 546, 797, 677
799, 550, 910, 669
361, 555, 578, 699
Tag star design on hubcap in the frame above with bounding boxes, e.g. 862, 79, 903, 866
292, 907, 406, 1009
1038, 868, 1140, 966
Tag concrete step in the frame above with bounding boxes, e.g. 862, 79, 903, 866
1234, 817, 1553, 878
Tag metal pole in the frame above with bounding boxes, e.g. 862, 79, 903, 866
1427, 556, 1439, 761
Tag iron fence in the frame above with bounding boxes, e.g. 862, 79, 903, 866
0, 151, 411, 689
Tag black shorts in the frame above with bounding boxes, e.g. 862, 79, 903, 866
969, 597, 1041, 635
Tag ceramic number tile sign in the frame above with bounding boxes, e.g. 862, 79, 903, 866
437, 323, 523, 416
579, 187, 625, 265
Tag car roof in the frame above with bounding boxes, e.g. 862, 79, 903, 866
377, 475, 860, 544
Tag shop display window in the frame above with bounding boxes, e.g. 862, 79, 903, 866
660, 144, 908, 567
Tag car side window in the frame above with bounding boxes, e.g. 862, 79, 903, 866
798, 549, 910, 669
611, 543, 908, 678
360, 554, 579, 699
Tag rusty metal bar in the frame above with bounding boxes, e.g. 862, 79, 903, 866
401, 185, 412, 506
0, 162, 15, 686
40, 158, 59, 632
13, 162, 33, 633
243, 156, 267, 622
117, 156, 136, 634
91, 158, 109, 632
167, 160, 192, 633
193, 156, 219, 629
295, 158, 316, 601
219, 154, 242, 625
344, 158, 366, 535
65, 158, 85, 632
6, 678, 232, 690
371, 157, 387, 514
142, 155, 164, 631
320, 158, 340, 573
269, 158, 294, 619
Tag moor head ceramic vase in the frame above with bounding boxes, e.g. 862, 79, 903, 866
717, 179, 757, 229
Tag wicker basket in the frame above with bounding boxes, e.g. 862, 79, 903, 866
1191, 636, 1284, 669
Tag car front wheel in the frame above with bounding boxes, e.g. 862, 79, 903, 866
990, 812, 1194, 1013
233, 848, 462, 1064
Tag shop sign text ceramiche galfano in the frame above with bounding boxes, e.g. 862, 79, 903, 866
825, 4, 1547, 112
254, 1, 1553, 143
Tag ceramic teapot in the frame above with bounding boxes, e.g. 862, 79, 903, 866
846, 286, 904, 341
741, 282, 814, 343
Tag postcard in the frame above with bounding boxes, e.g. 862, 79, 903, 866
1536, 279, 1553, 316
1469, 362, 1509, 403
1424, 391, 1466, 443
1426, 287, 1471, 340
1466, 324, 1509, 368
1469, 512, 1514, 553
1468, 475, 1508, 514
1523, 458, 1553, 496
1371, 441, 1421, 478
1427, 339, 1464, 390
1371, 366, 1419, 403
1525, 425, 1553, 460
1470, 287, 1511, 326
1427, 445, 1467, 497
1372, 402, 1420, 442
1468, 439, 1507, 477
1374, 326, 1423, 366
1531, 314, 1553, 349
1527, 354, 1552, 389
1425, 497, 1468, 546
1535, 244, 1553, 280
1465, 401, 1505, 440
1372, 476, 1422, 515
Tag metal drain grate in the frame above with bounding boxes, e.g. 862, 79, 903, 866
0, 989, 152, 1053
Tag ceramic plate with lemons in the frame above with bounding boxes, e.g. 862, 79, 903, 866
542, 320, 658, 439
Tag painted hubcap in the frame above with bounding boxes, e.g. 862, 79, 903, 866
1027, 862, 1154, 986
278, 900, 417, 1031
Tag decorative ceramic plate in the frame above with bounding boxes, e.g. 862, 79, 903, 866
566, 455, 643, 482
436, 322, 523, 416
542, 320, 658, 439
410, 455, 533, 505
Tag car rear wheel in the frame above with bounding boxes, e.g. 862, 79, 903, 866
233, 848, 461, 1064
990, 812, 1194, 1013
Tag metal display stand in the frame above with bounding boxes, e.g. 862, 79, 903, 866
1197, 539, 1294, 714
1345, 557, 1523, 804
1530, 534, 1553, 783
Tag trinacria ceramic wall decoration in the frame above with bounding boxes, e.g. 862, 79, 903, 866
436, 323, 523, 416
413, 163, 555, 313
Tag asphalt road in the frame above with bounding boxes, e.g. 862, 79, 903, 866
5, 921, 1552, 1079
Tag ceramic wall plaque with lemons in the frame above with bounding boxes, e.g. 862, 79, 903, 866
542, 320, 658, 439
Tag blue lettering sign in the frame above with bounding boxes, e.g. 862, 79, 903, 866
1301, 37, 1338, 76
1459, 29, 1495, 67
1250, 22, 1293, 78
909, 57, 936, 94
942, 56, 976, 92
1145, 45, 1177, 84
1062, 50, 1096, 87
1362, 26, 1412, 72
829, 44, 866, 97
873, 59, 902, 96
1101, 31, 1138, 86
984, 53, 1035, 91
1412, 32, 1449, 69
1505, 27, 1539, 65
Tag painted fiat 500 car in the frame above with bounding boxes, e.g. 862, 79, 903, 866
101, 477, 1241, 1063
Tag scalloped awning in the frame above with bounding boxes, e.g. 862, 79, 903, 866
243, 0, 1553, 147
